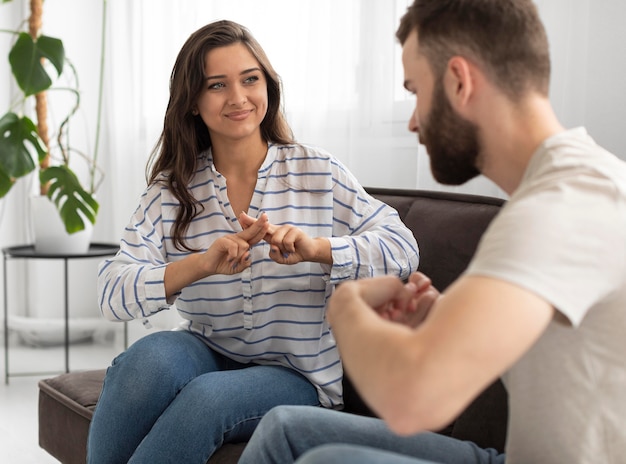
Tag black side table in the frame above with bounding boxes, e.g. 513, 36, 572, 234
3, 242, 120, 384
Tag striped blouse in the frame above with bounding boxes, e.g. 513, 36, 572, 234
97, 143, 419, 407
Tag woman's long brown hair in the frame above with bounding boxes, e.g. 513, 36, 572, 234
146, 20, 294, 251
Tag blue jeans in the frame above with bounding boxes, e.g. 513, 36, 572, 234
87, 330, 319, 464
238, 405, 506, 464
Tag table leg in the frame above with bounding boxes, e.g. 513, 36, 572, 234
4, 255, 8, 385
64, 258, 69, 373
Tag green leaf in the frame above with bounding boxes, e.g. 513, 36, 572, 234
0, 112, 47, 178
40, 166, 99, 234
0, 169, 13, 197
9, 33, 65, 96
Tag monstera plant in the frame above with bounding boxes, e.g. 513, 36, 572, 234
0, 0, 106, 234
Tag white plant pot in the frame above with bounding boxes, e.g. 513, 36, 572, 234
30, 195, 93, 255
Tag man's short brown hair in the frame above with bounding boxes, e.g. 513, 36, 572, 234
397, 0, 551, 100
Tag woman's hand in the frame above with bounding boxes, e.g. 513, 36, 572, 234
202, 212, 270, 275
238, 212, 332, 265
164, 213, 270, 297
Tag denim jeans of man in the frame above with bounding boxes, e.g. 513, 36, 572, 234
86, 330, 319, 464
238, 405, 506, 464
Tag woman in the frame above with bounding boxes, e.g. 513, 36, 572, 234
88, 20, 419, 463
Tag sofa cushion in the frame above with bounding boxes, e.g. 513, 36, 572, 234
344, 188, 508, 452
366, 188, 504, 291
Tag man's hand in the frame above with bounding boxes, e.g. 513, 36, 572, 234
328, 272, 439, 329
238, 212, 332, 265
379, 272, 440, 328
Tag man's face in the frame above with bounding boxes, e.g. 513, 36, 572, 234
402, 30, 481, 185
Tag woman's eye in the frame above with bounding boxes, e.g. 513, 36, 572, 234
208, 82, 224, 90
244, 75, 259, 84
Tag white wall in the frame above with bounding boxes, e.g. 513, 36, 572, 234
542, 0, 626, 158
412, 0, 626, 197
582, 2, 626, 157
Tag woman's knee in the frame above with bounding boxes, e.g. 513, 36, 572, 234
107, 331, 214, 391
124, 330, 191, 359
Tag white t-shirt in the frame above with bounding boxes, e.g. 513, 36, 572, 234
467, 128, 626, 463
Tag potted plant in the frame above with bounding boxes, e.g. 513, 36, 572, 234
0, 0, 106, 251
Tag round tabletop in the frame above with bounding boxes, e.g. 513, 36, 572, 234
2, 242, 119, 259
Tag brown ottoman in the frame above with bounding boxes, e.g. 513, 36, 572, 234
38, 369, 105, 464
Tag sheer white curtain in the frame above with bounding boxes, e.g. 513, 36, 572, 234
3, 0, 618, 246
98, 0, 420, 241
96, 0, 626, 243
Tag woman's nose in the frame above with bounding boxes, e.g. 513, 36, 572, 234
228, 84, 247, 105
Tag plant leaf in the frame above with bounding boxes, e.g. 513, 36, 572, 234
40, 166, 99, 234
0, 112, 47, 178
0, 169, 13, 197
9, 33, 65, 96
36, 35, 65, 75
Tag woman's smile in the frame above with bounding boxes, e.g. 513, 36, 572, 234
226, 109, 253, 121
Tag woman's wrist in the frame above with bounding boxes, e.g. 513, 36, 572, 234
312, 237, 333, 264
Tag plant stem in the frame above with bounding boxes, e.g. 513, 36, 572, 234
52, 65, 81, 166
29, 0, 50, 195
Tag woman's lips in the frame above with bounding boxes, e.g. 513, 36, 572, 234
226, 110, 252, 121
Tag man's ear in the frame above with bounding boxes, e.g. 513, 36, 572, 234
444, 56, 474, 110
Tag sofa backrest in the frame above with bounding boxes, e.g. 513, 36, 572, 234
366, 187, 505, 291
342, 187, 509, 452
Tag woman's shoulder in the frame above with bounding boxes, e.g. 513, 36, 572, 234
271, 142, 338, 164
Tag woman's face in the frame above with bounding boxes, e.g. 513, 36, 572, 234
197, 42, 268, 146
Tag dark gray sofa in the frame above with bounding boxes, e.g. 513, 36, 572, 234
38, 187, 508, 463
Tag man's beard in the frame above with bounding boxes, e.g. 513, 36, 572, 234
419, 80, 481, 185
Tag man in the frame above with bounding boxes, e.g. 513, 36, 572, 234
238, 0, 626, 463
